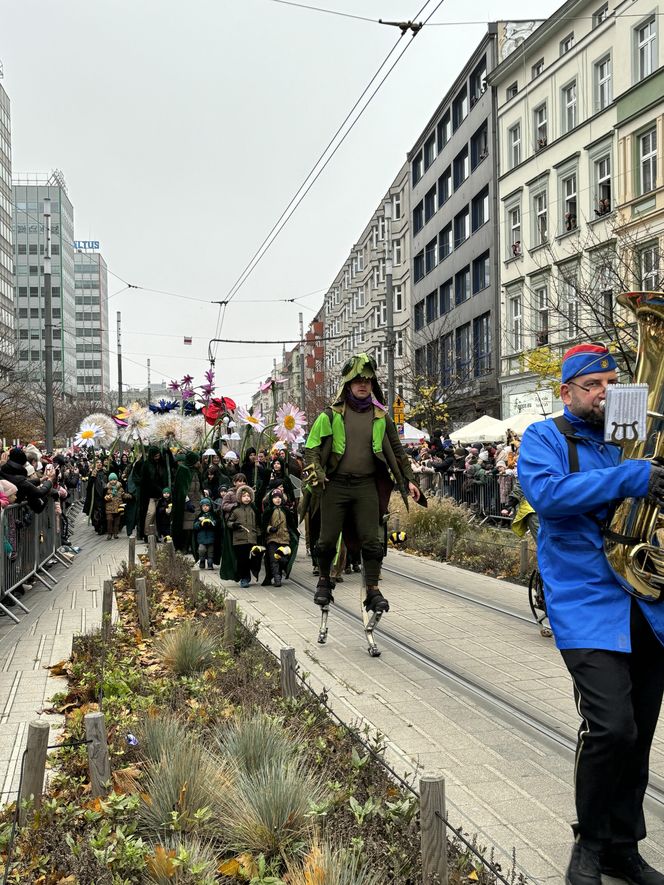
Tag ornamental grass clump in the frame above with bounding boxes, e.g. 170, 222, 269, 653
145, 836, 219, 884
136, 712, 191, 763
219, 761, 327, 858
138, 742, 227, 838
154, 621, 219, 676
214, 710, 301, 775
287, 837, 383, 885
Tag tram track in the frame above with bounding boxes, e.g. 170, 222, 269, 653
287, 569, 664, 813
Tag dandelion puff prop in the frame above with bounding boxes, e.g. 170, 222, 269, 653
235, 405, 266, 433
123, 402, 154, 441
274, 403, 307, 444
74, 421, 106, 448
81, 413, 116, 448
152, 413, 184, 446
186, 414, 206, 449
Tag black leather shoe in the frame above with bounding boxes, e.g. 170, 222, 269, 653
566, 843, 602, 885
602, 849, 664, 884
314, 577, 334, 606
364, 589, 389, 614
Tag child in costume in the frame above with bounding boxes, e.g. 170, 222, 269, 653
262, 488, 291, 587
194, 497, 217, 569
226, 484, 258, 588
155, 488, 173, 541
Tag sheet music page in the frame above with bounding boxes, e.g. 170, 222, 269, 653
604, 384, 649, 443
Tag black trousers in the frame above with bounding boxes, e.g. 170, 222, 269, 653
561, 602, 664, 849
316, 476, 382, 584
235, 544, 251, 581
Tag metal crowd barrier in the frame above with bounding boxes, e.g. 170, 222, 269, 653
418, 469, 515, 526
0, 498, 71, 623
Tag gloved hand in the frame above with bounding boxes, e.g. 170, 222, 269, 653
647, 463, 664, 506
268, 525, 278, 534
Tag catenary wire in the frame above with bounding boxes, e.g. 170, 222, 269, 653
267, 0, 378, 24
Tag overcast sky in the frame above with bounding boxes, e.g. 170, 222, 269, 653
3, 0, 559, 407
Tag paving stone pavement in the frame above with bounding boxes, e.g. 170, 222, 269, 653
1, 518, 662, 885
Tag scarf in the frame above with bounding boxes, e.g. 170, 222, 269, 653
345, 391, 374, 413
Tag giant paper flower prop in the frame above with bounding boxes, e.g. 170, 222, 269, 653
149, 399, 180, 415
202, 396, 238, 426
118, 402, 154, 440
235, 405, 266, 433
274, 403, 307, 444
260, 376, 286, 393
82, 413, 116, 447
74, 421, 106, 448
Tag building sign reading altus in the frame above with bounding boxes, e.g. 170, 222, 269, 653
73, 240, 100, 250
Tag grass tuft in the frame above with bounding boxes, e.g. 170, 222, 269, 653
145, 835, 219, 884
214, 710, 300, 775
136, 712, 192, 763
287, 837, 383, 885
154, 621, 219, 676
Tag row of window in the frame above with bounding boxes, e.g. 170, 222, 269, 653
413, 188, 490, 282
414, 251, 491, 329
415, 313, 492, 384
17, 243, 61, 255
412, 56, 488, 186
325, 329, 406, 369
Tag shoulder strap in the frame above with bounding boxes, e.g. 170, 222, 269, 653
552, 415, 580, 474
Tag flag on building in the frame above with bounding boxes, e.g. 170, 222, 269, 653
183, 336, 192, 345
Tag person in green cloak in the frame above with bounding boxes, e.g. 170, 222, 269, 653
304, 353, 422, 616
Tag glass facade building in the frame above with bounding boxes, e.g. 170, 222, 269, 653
13, 176, 76, 396
74, 248, 109, 401
0, 86, 14, 379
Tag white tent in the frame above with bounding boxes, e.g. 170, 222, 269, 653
449, 415, 507, 444
400, 422, 429, 443
500, 412, 546, 435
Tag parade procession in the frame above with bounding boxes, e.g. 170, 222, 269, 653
1, 0, 664, 883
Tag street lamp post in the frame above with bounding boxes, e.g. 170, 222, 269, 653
384, 198, 395, 410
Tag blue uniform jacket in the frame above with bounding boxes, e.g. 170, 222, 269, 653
518, 408, 662, 652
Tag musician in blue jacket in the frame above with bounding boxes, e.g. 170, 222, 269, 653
518, 343, 664, 885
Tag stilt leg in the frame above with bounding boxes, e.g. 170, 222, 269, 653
318, 604, 330, 644
360, 572, 383, 657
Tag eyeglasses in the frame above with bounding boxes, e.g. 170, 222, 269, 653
568, 379, 616, 394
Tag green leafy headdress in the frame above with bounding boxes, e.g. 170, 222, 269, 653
333, 353, 385, 406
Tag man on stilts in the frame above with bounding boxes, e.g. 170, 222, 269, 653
303, 353, 423, 655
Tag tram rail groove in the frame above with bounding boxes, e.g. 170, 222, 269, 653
288, 571, 664, 813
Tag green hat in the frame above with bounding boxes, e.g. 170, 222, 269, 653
333, 352, 385, 406
108, 472, 118, 481
163, 487, 171, 494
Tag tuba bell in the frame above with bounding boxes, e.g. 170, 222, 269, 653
604, 291, 664, 602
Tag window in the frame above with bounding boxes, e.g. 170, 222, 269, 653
472, 251, 490, 293
440, 279, 453, 314
470, 120, 489, 168
509, 291, 523, 351
393, 238, 402, 265
471, 186, 489, 230
533, 191, 548, 244
17, 243, 26, 254
426, 290, 438, 324
470, 56, 487, 102
424, 185, 437, 222
532, 58, 544, 79
425, 237, 438, 273
395, 330, 404, 358
593, 3, 608, 27
453, 147, 469, 189
393, 191, 402, 220
640, 246, 660, 290
414, 300, 425, 331
636, 17, 656, 81
562, 81, 577, 132
562, 173, 577, 231
509, 124, 521, 168
639, 128, 657, 194
535, 284, 549, 345
415, 346, 424, 376
594, 155, 611, 215
441, 333, 454, 386
455, 267, 470, 305
439, 224, 453, 260
426, 340, 439, 377
394, 284, 403, 311
506, 82, 518, 100
374, 301, 386, 328
564, 275, 579, 337
534, 104, 547, 150
413, 201, 424, 234
473, 313, 491, 376
424, 133, 437, 170
508, 204, 521, 256
412, 152, 423, 185
560, 33, 575, 55
454, 209, 469, 247
414, 251, 425, 282
452, 86, 468, 129
438, 167, 452, 205
455, 324, 471, 380
595, 55, 612, 110
437, 111, 451, 151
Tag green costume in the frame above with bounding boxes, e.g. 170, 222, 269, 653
171, 451, 201, 553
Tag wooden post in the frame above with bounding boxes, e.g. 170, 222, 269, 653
18, 720, 49, 823
84, 711, 111, 798
520, 538, 529, 577
420, 773, 448, 885
101, 578, 114, 641
223, 598, 237, 652
135, 576, 150, 633
166, 539, 176, 566
128, 536, 136, 568
189, 570, 202, 606
445, 528, 454, 561
148, 534, 157, 569
280, 646, 298, 699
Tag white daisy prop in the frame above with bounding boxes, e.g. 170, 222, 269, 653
235, 405, 266, 433
81, 413, 116, 447
274, 403, 307, 444
74, 421, 106, 448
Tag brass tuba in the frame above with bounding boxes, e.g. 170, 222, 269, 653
604, 291, 664, 602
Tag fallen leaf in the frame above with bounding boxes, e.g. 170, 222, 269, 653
218, 857, 241, 876
46, 661, 68, 677
468, 872, 479, 881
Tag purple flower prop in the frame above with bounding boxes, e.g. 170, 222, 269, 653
204, 368, 215, 384
200, 383, 215, 398
182, 387, 195, 400
168, 379, 181, 392
181, 374, 194, 387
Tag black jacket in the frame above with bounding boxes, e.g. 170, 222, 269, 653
0, 460, 52, 512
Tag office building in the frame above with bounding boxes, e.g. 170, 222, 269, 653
0, 83, 14, 380
74, 245, 110, 402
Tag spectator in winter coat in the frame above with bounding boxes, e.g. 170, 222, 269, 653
226, 484, 258, 587
0, 448, 52, 513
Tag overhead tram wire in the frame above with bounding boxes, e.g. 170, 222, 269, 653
267, 0, 379, 24
212, 0, 444, 358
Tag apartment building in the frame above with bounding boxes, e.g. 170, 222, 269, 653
493, 0, 663, 417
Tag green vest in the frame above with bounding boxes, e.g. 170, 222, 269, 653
306, 407, 387, 456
